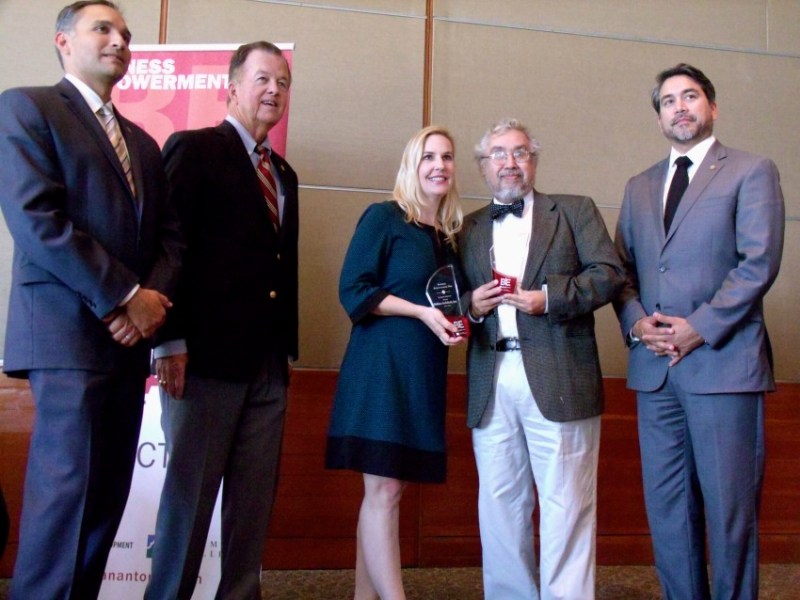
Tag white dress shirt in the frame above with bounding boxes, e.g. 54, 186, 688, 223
492, 192, 533, 339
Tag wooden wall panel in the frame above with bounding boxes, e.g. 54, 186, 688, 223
2, 373, 798, 576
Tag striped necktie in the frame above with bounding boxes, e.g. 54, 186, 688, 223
256, 146, 280, 232
97, 106, 135, 196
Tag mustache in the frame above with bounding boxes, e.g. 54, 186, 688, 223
672, 114, 697, 126
499, 167, 522, 177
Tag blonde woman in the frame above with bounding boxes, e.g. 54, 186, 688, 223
326, 125, 465, 599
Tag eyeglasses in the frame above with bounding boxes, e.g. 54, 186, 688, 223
481, 148, 534, 164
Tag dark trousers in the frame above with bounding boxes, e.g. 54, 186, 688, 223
10, 367, 146, 600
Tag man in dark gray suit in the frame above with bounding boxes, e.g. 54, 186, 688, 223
615, 63, 784, 600
459, 118, 624, 599
0, 2, 182, 598
145, 41, 298, 600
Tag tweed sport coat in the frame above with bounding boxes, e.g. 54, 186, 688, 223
459, 192, 625, 426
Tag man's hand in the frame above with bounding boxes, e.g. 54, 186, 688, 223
469, 280, 504, 319
501, 288, 546, 315
125, 288, 172, 338
155, 353, 188, 399
632, 315, 673, 355
637, 312, 704, 365
103, 308, 142, 347
650, 312, 704, 366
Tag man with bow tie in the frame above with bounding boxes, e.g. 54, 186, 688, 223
458, 118, 625, 599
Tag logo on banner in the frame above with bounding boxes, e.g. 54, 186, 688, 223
113, 44, 293, 156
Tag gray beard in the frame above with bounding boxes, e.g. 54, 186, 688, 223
494, 185, 530, 203
669, 121, 713, 145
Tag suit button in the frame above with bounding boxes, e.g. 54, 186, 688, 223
658, 266, 666, 273
269, 291, 277, 299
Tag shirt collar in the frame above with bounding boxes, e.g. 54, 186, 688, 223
225, 114, 272, 157
64, 74, 108, 115
492, 189, 534, 204
669, 135, 716, 169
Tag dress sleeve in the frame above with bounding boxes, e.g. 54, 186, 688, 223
339, 202, 393, 324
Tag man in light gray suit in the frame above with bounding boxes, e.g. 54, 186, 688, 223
614, 63, 785, 600
459, 118, 624, 599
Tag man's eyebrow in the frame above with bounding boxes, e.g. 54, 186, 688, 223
91, 19, 132, 40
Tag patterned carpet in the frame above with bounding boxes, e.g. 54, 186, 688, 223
1, 564, 798, 598
257, 565, 799, 599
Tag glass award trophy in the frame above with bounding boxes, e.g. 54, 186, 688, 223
489, 245, 517, 294
425, 264, 470, 338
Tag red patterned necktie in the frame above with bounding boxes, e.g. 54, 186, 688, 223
256, 146, 280, 232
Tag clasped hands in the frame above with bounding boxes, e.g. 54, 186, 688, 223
468, 279, 546, 319
103, 287, 172, 347
632, 312, 704, 366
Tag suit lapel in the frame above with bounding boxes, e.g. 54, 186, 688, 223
270, 152, 299, 245
271, 154, 292, 244
665, 141, 726, 243
651, 159, 669, 244
118, 115, 143, 207
57, 79, 139, 207
218, 121, 279, 240
520, 192, 557, 290
469, 207, 494, 284
56, 79, 133, 198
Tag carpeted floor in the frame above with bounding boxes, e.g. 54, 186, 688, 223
2, 564, 799, 598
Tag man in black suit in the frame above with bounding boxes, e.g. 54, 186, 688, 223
145, 41, 299, 600
0, 2, 182, 598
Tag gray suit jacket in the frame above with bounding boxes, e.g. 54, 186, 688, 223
614, 140, 785, 393
459, 193, 625, 426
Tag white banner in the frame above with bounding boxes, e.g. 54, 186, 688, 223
99, 378, 222, 599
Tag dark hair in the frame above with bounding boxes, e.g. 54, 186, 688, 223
56, 1, 120, 33
651, 63, 716, 114
228, 41, 291, 86
55, 1, 122, 68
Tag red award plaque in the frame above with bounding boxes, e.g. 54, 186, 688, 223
489, 245, 518, 294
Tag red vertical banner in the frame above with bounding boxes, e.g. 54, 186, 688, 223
112, 43, 294, 156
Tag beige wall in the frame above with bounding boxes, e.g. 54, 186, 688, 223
1, 0, 797, 381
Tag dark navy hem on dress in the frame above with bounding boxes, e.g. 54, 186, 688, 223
326, 435, 446, 483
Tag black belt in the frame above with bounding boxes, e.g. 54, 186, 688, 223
492, 337, 521, 352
